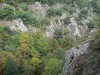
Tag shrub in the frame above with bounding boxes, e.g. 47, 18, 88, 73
54, 29, 64, 39
61, 36, 73, 49
47, 0, 57, 5
91, 0, 100, 13
48, 38, 59, 52
4, 57, 20, 75
89, 31, 100, 52
52, 48, 65, 59
34, 36, 49, 56
3, 0, 18, 7
21, 2, 28, 11
92, 15, 100, 28
40, 0, 48, 4
47, 8, 63, 17
40, 18, 50, 26
87, 22, 94, 28
78, 8, 88, 20
63, 17, 70, 24
0, 5, 15, 20
16, 10, 38, 26
43, 58, 63, 75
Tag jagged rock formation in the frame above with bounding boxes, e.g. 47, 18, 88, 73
0, 2, 94, 39
0, 2, 95, 39
9, 19, 28, 32
67, 18, 88, 38
46, 16, 65, 37
46, 16, 88, 39
28, 2, 49, 18
63, 42, 89, 75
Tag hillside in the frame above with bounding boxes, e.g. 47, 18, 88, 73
0, 0, 100, 75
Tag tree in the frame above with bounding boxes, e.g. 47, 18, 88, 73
34, 36, 49, 56
0, 4, 15, 20
43, 58, 63, 75
48, 38, 59, 53
4, 57, 20, 75
52, 48, 65, 59
89, 31, 100, 52
47, 8, 63, 17
0, 31, 10, 50
61, 36, 73, 49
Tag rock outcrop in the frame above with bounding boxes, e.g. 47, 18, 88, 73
46, 16, 65, 37
67, 18, 88, 38
63, 43, 89, 75
28, 2, 49, 18
9, 19, 28, 32
46, 16, 88, 39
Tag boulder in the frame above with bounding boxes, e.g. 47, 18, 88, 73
28, 2, 49, 18
9, 19, 28, 32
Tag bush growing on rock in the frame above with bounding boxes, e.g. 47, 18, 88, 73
90, 31, 100, 52
47, 8, 63, 17
21, 2, 28, 11
0, 5, 15, 20
16, 10, 38, 26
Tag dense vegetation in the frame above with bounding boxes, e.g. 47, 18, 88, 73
0, 0, 100, 75
0, 26, 74, 75
67, 31, 100, 75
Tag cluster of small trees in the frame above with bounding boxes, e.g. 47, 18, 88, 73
47, 8, 63, 17
0, 26, 73, 75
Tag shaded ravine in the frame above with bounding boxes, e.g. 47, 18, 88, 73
63, 42, 89, 75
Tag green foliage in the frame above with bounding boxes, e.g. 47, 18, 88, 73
90, 31, 100, 52
4, 57, 20, 75
21, 61, 35, 75
48, 38, 59, 52
54, 29, 64, 39
43, 58, 63, 75
52, 48, 65, 59
91, 0, 100, 13
21, 2, 28, 11
92, 15, 100, 28
47, 0, 57, 5
40, 18, 50, 26
78, 7, 88, 20
0, 26, 19, 51
0, 4, 15, 20
47, 8, 63, 17
67, 30, 100, 75
47, 48, 65, 60
31, 57, 41, 66
40, 0, 48, 4
87, 22, 95, 28
0, 25, 74, 75
34, 36, 49, 56
16, 10, 38, 26
0, 26, 12, 33
3, 0, 18, 7
63, 17, 70, 24
21, 0, 33, 4
33, 0, 57, 5
0, 31, 10, 50
61, 36, 73, 49
0, 0, 100, 75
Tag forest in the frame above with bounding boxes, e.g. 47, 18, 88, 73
0, 0, 100, 75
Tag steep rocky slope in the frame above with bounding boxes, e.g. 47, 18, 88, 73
0, 0, 100, 75
0, 1, 96, 39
